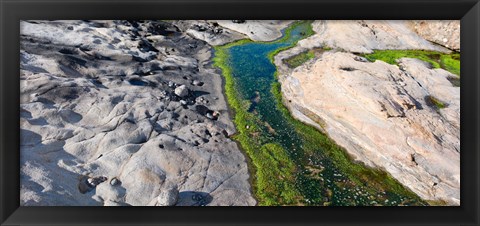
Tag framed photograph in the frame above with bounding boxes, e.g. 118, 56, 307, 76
1, 0, 479, 225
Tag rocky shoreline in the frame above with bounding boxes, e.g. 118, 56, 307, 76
274, 20, 460, 205
20, 20, 287, 206
20, 20, 460, 206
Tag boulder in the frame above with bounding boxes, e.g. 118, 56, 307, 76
156, 187, 179, 206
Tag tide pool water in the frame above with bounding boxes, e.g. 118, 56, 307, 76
215, 21, 426, 206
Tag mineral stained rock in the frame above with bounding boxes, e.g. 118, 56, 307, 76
275, 20, 460, 205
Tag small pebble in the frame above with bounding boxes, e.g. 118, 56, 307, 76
110, 178, 120, 186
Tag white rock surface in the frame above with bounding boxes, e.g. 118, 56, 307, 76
172, 20, 246, 46
294, 20, 450, 54
155, 186, 179, 206
214, 20, 294, 42
20, 20, 256, 206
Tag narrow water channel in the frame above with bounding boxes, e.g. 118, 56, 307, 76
215, 21, 426, 206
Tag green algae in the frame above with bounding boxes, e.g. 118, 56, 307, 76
213, 21, 428, 206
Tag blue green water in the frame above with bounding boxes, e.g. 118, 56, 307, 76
229, 29, 306, 159
218, 21, 426, 206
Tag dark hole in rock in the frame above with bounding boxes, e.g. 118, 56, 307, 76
66, 55, 87, 67
159, 144, 164, 149
128, 20, 140, 28
221, 130, 229, 138
148, 22, 180, 36
128, 78, 149, 86
79, 46, 91, 52
192, 90, 210, 98
59, 48, 75, 55
205, 130, 212, 137
161, 65, 180, 71
132, 55, 151, 62
138, 39, 159, 53
89, 21, 108, 28
91, 79, 107, 89
62, 90, 80, 100
93, 39, 102, 44
112, 37, 121, 44
80, 27, 94, 32
195, 105, 210, 115
94, 53, 113, 61
340, 67, 356, 71
123, 118, 136, 124
172, 112, 180, 119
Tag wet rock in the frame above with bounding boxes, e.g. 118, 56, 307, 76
174, 85, 188, 97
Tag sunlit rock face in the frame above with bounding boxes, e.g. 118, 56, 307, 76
409, 20, 460, 51
275, 20, 460, 205
19, 20, 256, 206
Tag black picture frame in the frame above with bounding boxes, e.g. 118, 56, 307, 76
1, 0, 479, 225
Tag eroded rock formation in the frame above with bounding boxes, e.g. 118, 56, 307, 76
275, 20, 460, 205
20, 20, 258, 206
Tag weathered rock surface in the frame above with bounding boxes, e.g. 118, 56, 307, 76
409, 20, 460, 51
295, 20, 450, 54
20, 20, 255, 206
214, 20, 294, 42
172, 20, 246, 46
172, 20, 293, 46
277, 51, 460, 205
274, 20, 460, 205
154, 186, 179, 206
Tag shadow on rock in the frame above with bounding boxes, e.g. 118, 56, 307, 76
20, 129, 102, 206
